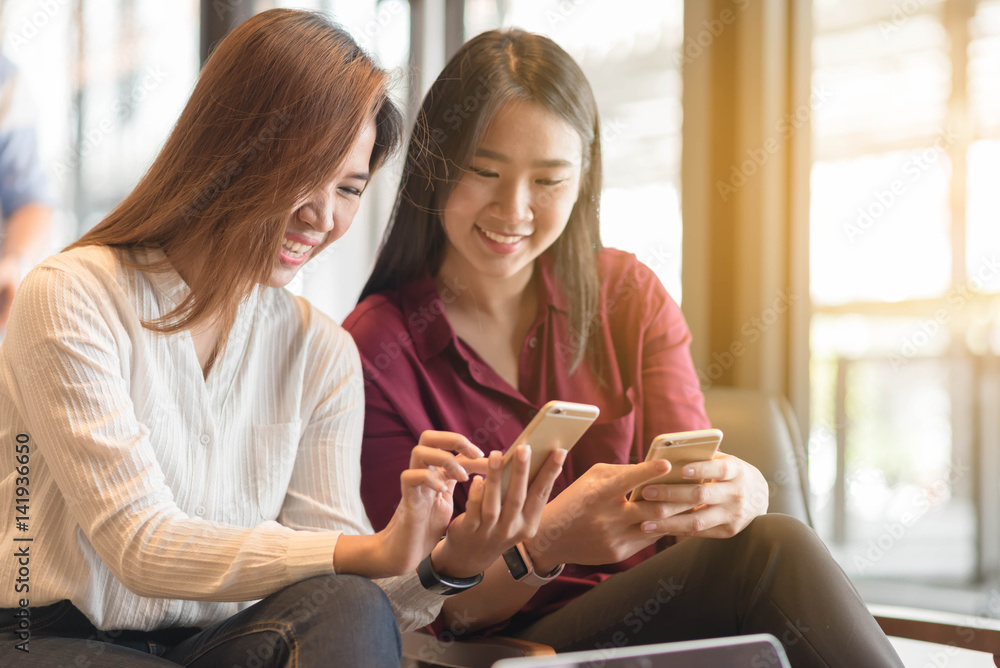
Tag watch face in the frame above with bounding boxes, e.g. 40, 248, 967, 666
503, 546, 530, 580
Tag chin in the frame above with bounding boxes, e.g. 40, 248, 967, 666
267, 270, 297, 288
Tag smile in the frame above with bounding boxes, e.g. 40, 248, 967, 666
477, 226, 527, 244
280, 235, 321, 266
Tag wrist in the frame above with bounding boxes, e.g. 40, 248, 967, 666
334, 533, 392, 578
431, 538, 483, 579
522, 535, 561, 576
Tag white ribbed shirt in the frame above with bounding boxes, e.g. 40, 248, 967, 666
0, 245, 443, 631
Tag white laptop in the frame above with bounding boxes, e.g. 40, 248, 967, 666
491, 633, 792, 668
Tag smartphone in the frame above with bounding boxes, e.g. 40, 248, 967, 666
629, 428, 724, 501
500, 400, 600, 496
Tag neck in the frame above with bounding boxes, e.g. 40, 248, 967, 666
162, 239, 202, 289
435, 256, 536, 322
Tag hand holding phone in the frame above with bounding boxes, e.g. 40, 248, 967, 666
500, 400, 599, 496
629, 428, 723, 502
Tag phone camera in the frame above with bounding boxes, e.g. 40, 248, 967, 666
552, 408, 563, 415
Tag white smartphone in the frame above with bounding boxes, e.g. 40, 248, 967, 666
629, 428, 724, 501
500, 400, 600, 496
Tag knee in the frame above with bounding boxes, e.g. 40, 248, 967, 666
737, 513, 830, 563
296, 574, 395, 628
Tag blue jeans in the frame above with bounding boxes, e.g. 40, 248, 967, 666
0, 574, 402, 667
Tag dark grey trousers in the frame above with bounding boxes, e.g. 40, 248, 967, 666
510, 514, 904, 668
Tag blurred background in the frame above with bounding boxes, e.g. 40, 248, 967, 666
5, 0, 1000, 631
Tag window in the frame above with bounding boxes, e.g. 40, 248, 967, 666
3, 0, 200, 251
4, 0, 411, 322
810, 0, 1000, 587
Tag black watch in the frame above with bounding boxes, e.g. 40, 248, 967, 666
416, 553, 484, 595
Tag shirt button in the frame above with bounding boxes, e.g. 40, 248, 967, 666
200, 434, 211, 445
528, 336, 538, 349
470, 366, 480, 377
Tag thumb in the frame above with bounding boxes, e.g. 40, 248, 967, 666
602, 459, 671, 498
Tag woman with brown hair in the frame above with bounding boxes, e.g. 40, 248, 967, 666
345, 29, 904, 667
0, 11, 562, 667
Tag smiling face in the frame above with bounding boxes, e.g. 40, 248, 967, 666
267, 118, 377, 288
438, 99, 583, 284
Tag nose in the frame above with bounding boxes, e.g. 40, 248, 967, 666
297, 188, 336, 233
492, 179, 533, 226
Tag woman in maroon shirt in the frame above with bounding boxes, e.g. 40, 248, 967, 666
344, 29, 903, 667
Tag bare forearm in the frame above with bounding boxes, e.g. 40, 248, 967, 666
2, 203, 52, 260
439, 557, 539, 633
333, 533, 396, 579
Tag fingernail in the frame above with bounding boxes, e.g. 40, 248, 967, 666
556, 448, 568, 464
682, 467, 695, 478
519, 445, 531, 462
472, 446, 485, 458
642, 521, 657, 533
491, 452, 502, 469
644, 487, 658, 499
457, 467, 469, 481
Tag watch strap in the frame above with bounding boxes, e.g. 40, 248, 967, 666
502, 542, 564, 586
416, 553, 484, 595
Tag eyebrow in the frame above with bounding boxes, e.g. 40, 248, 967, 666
348, 172, 371, 182
474, 148, 577, 169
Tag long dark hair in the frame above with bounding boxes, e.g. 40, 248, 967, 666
70, 9, 403, 352
360, 29, 603, 373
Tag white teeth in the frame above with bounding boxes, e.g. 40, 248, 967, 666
282, 239, 312, 257
480, 227, 525, 244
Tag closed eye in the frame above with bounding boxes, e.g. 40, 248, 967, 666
536, 178, 567, 186
469, 166, 499, 178
339, 186, 363, 197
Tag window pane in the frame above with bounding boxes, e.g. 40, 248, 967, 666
3, 0, 200, 247
970, 0, 1000, 137
810, 151, 952, 305
809, 316, 975, 582
966, 141, 1000, 293
813, 6, 949, 158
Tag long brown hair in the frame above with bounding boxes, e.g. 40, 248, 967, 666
70, 9, 402, 349
360, 29, 603, 374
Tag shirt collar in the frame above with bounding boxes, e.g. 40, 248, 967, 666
399, 271, 459, 362
132, 247, 191, 307
535, 250, 568, 315
130, 247, 262, 330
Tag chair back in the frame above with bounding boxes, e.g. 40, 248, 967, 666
703, 387, 812, 526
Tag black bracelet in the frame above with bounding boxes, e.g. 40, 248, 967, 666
416, 553, 484, 595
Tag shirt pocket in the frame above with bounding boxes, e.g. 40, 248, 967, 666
249, 421, 302, 520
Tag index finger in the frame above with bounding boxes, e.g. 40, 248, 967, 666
677, 453, 735, 483
602, 459, 671, 498
418, 430, 485, 459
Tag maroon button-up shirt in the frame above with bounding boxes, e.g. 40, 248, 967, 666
343, 248, 710, 633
